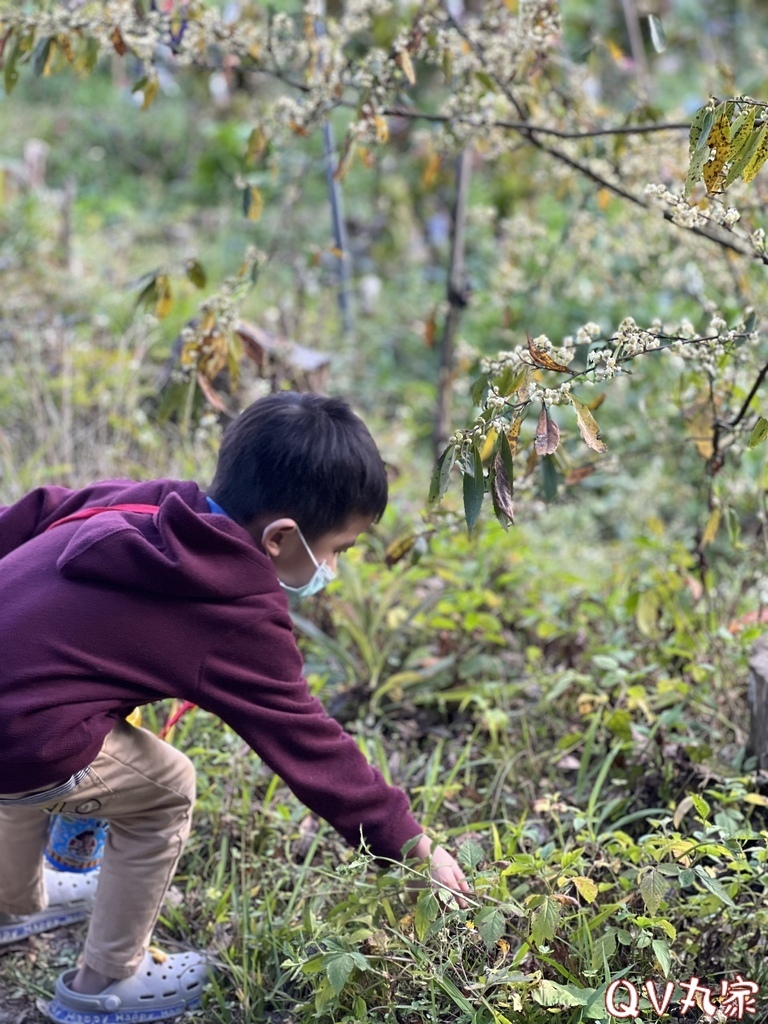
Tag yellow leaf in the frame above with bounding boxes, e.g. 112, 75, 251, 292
480, 427, 498, 463
58, 34, 75, 63
147, 945, 168, 964
744, 792, 768, 807
373, 115, 389, 143
570, 395, 607, 453
334, 137, 357, 181
636, 590, 660, 638
244, 185, 263, 221
571, 876, 598, 903
125, 707, 142, 727
384, 534, 417, 566
396, 50, 416, 85
597, 188, 611, 211
422, 151, 441, 188
527, 334, 572, 373
701, 507, 721, 547
154, 274, 173, 318
683, 396, 714, 459
507, 415, 523, 455
246, 126, 267, 164
141, 74, 159, 110
605, 39, 624, 63
702, 112, 730, 193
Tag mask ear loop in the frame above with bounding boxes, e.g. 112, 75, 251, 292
294, 525, 322, 570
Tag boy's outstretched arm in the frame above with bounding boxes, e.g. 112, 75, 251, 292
409, 834, 472, 909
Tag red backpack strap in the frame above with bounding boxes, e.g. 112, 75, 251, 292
46, 504, 161, 531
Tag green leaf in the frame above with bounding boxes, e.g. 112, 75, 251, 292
325, 952, 356, 995
685, 143, 711, 195
185, 259, 207, 289
742, 123, 768, 184
725, 118, 761, 187
689, 104, 716, 155
685, 104, 720, 195
691, 793, 710, 819
462, 440, 485, 535
475, 70, 496, 92
496, 364, 532, 398
471, 373, 488, 405
652, 938, 671, 976
530, 895, 561, 946
135, 275, 159, 311
4, 32, 21, 95
647, 14, 666, 53
475, 906, 506, 949
414, 889, 439, 940
314, 977, 336, 1015
428, 444, 456, 505
541, 455, 559, 502
31, 36, 53, 77
639, 867, 667, 915
81, 36, 99, 72
457, 839, 485, 870
749, 416, 768, 449
728, 106, 756, 159
679, 868, 695, 887
693, 865, 736, 907
532, 979, 584, 1008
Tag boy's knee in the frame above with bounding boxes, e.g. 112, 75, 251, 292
168, 748, 196, 807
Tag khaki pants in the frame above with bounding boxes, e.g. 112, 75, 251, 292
0, 719, 196, 979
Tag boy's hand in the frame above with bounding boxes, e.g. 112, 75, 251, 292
408, 834, 472, 909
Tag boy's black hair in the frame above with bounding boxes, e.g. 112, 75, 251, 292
208, 392, 388, 540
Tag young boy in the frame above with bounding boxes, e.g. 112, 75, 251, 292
0, 391, 469, 1021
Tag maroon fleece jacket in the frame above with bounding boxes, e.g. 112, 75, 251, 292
0, 479, 423, 862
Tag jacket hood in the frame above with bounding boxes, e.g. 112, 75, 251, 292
55, 492, 278, 599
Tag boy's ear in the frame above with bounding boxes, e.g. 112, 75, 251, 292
260, 518, 298, 556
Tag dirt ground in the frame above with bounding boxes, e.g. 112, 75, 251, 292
0, 922, 86, 1024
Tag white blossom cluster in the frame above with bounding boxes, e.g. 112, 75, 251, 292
644, 183, 741, 231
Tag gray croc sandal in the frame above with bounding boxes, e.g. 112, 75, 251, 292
45, 948, 209, 1023
0, 868, 99, 945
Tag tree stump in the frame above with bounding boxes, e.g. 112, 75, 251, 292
747, 634, 768, 769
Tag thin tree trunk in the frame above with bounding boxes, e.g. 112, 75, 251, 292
315, 4, 354, 337
433, 146, 472, 459
620, 0, 649, 92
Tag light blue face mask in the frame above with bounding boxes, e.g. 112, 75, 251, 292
263, 523, 336, 599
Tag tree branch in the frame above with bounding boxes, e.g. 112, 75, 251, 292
441, 8, 768, 267
728, 361, 768, 429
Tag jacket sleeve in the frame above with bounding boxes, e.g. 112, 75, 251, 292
194, 618, 424, 864
0, 486, 78, 560
0, 480, 144, 560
